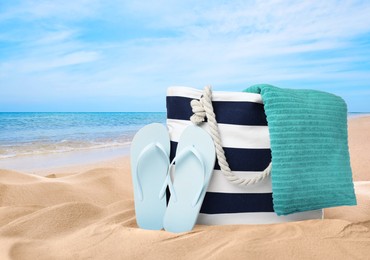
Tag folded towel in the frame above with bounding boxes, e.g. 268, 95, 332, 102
244, 84, 357, 215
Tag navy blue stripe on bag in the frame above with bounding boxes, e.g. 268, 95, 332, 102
200, 192, 274, 214
170, 141, 271, 172
166, 96, 267, 126
167, 93, 273, 217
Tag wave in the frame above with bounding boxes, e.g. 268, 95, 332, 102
0, 140, 132, 159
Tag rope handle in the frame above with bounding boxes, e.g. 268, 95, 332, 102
190, 86, 272, 186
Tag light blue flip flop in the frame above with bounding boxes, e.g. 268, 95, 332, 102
130, 123, 170, 230
162, 125, 216, 233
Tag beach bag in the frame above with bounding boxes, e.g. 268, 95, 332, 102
166, 86, 323, 225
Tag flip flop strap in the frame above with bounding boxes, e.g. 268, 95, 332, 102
135, 142, 169, 201
159, 145, 208, 207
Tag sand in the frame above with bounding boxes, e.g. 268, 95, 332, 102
0, 117, 370, 259
348, 116, 370, 181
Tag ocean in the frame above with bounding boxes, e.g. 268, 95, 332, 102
0, 112, 166, 159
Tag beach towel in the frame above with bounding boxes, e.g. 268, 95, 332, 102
166, 86, 323, 225
244, 84, 357, 215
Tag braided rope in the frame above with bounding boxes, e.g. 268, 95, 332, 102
190, 86, 272, 186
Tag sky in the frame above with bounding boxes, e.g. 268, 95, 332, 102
0, 0, 370, 112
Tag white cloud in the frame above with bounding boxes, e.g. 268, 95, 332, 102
0, 0, 100, 22
20, 51, 100, 72
33, 30, 78, 45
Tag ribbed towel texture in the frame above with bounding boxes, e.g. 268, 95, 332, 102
244, 84, 357, 215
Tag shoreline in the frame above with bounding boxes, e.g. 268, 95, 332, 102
347, 112, 370, 118
0, 145, 130, 176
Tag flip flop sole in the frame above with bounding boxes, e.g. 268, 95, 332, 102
130, 123, 170, 230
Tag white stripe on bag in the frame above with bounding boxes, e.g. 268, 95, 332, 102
207, 170, 272, 193
167, 86, 264, 103
167, 119, 271, 149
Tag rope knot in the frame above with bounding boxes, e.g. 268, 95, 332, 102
188, 85, 271, 187
190, 98, 206, 124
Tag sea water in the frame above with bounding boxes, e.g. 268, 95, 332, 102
0, 112, 166, 159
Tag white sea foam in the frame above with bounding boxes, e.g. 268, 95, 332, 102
0, 141, 132, 159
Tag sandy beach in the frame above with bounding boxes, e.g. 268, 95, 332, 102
0, 116, 369, 259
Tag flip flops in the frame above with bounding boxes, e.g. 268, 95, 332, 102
130, 123, 170, 230
131, 124, 216, 233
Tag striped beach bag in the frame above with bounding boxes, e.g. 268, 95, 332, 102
166, 86, 323, 225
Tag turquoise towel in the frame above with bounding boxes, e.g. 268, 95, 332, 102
244, 84, 357, 215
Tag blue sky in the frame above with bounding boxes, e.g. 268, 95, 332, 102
0, 0, 370, 112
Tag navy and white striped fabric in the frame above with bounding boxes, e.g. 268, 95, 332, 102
167, 87, 323, 225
